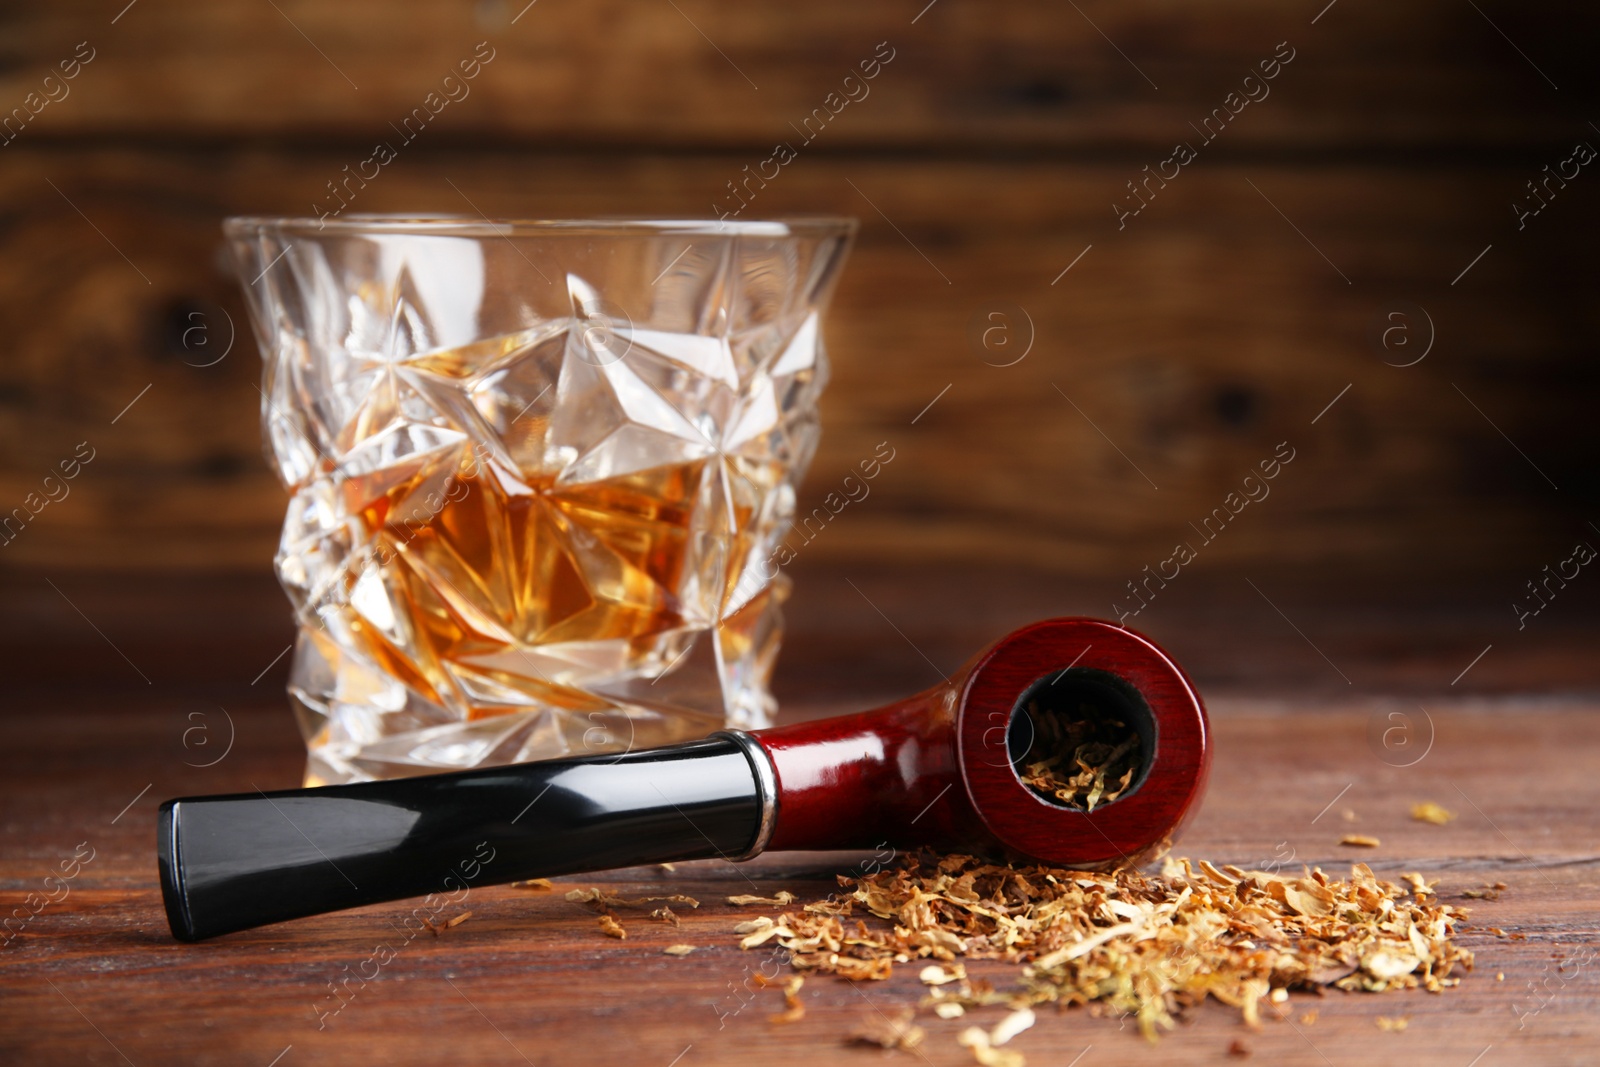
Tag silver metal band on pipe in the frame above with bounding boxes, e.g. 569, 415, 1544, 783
712, 730, 778, 860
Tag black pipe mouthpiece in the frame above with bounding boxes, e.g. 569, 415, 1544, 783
158, 736, 763, 941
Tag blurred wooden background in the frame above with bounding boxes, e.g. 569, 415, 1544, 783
1, 0, 1597, 589
7, 15, 1600, 1065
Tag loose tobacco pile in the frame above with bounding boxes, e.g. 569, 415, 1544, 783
731, 851, 1472, 1045
1013, 696, 1142, 810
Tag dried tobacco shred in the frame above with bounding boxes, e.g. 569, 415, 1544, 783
768, 976, 806, 1024
565, 887, 700, 910
846, 1007, 925, 1050
729, 891, 797, 907
565, 885, 699, 941
1410, 801, 1456, 825
730, 852, 1473, 1044
422, 910, 472, 936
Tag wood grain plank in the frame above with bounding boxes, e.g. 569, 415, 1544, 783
1, 693, 1596, 1066
0, 1, 1595, 151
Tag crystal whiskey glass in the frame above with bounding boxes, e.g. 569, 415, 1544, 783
227, 216, 854, 784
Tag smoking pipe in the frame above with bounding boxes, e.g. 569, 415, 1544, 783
159, 618, 1209, 941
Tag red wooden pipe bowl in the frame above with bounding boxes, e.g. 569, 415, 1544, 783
749, 617, 1210, 869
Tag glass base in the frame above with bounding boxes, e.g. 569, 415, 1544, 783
288, 575, 784, 786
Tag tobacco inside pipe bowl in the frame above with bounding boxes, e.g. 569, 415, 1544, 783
158, 617, 1209, 941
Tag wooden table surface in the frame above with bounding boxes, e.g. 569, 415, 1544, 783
3, 568, 1598, 1066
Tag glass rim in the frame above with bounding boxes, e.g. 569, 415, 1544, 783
222, 213, 858, 239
